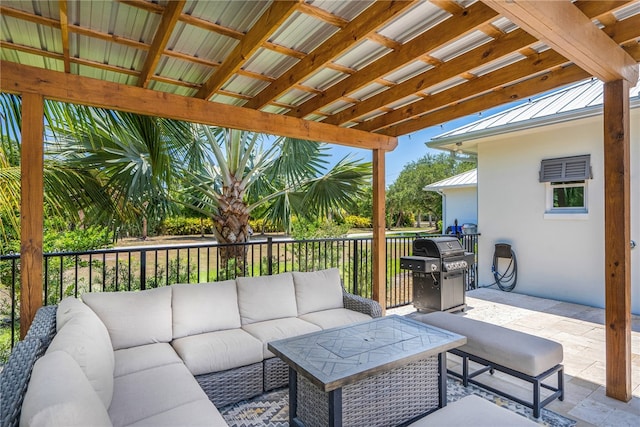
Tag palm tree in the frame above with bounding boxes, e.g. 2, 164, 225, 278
0, 94, 115, 251
181, 126, 371, 264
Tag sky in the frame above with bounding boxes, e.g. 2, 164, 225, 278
327, 101, 524, 185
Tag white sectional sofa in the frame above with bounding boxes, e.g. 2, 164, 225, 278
5, 268, 381, 427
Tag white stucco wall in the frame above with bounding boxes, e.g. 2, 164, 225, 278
476, 108, 639, 314
443, 187, 477, 229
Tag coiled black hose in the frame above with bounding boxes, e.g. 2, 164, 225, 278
492, 249, 517, 292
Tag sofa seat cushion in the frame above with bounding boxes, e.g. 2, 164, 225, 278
108, 362, 214, 427
293, 268, 344, 315
172, 280, 241, 339
242, 317, 321, 358
172, 329, 263, 375
125, 400, 227, 427
408, 395, 538, 426
21, 351, 112, 427
114, 343, 182, 378
299, 308, 372, 329
237, 273, 298, 325
420, 311, 563, 377
46, 304, 115, 409
83, 287, 172, 350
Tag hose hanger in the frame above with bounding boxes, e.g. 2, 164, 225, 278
492, 243, 517, 292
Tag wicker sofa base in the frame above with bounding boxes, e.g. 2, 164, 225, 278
294, 357, 441, 427
195, 362, 264, 407
264, 357, 289, 391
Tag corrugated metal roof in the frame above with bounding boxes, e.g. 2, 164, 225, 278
423, 169, 477, 191
431, 79, 640, 145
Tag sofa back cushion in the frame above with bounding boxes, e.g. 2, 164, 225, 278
57, 296, 96, 332
20, 351, 112, 427
82, 287, 172, 350
172, 281, 241, 339
47, 303, 115, 409
237, 272, 297, 325
293, 268, 344, 315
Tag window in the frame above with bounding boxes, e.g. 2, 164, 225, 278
540, 155, 591, 218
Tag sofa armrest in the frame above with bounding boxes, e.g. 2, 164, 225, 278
342, 290, 383, 318
24, 305, 57, 347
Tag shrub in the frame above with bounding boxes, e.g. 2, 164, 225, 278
158, 217, 214, 235
344, 215, 371, 228
248, 218, 282, 234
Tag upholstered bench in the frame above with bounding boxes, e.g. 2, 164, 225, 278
413, 311, 564, 418
408, 395, 539, 426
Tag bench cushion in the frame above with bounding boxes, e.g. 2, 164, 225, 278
114, 343, 182, 378
293, 268, 344, 315
242, 317, 321, 358
299, 308, 372, 329
420, 311, 563, 377
408, 395, 538, 426
20, 351, 112, 427
172, 329, 263, 375
237, 273, 298, 324
171, 281, 240, 339
83, 287, 172, 350
108, 362, 216, 427
47, 306, 115, 409
125, 400, 228, 427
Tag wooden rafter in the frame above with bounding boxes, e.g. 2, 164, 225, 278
58, 0, 71, 73
138, 0, 186, 88
1, 61, 396, 150
243, 1, 418, 110
289, 1, 498, 119
196, 1, 300, 100
380, 63, 592, 137
482, 0, 638, 83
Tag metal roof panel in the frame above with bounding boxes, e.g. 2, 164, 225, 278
270, 12, 338, 54
242, 48, 300, 79
333, 39, 390, 71
378, 1, 450, 43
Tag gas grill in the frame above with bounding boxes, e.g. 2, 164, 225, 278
400, 236, 475, 312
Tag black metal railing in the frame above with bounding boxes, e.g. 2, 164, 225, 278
0, 232, 479, 353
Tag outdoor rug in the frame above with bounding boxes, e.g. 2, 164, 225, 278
220, 377, 577, 427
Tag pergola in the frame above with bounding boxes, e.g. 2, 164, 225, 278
1, 0, 638, 402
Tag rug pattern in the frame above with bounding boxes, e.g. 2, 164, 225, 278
220, 377, 576, 427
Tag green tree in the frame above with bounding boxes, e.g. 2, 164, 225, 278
386, 153, 474, 228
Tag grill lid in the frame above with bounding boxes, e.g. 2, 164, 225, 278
413, 237, 464, 258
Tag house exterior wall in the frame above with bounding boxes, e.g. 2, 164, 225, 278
443, 187, 477, 230
476, 108, 639, 314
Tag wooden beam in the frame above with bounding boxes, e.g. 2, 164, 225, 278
59, 0, 71, 73
289, 1, 498, 119
603, 79, 632, 402
482, 0, 638, 83
372, 149, 386, 314
357, 48, 570, 132
138, 0, 185, 88
381, 63, 591, 136
327, 28, 537, 126
196, 1, 300, 99
0, 61, 396, 151
244, 1, 417, 110
297, 2, 349, 28
20, 93, 44, 338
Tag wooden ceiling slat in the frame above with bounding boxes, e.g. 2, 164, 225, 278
382, 63, 592, 137
289, 1, 498, 119
1, 60, 396, 150
0, 40, 63, 60
573, 0, 635, 20
603, 14, 640, 44
163, 50, 220, 68
58, 0, 71, 73
69, 24, 150, 50
0, 5, 60, 28
151, 75, 201, 89
367, 33, 402, 51
138, 0, 186, 88
243, 1, 418, 110
72, 57, 139, 76
357, 49, 570, 132
326, 28, 536, 126
196, 0, 300, 100
297, 2, 349, 28
483, 0, 638, 83
263, 41, 306, 59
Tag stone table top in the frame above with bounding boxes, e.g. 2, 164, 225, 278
268, 315, 466, 391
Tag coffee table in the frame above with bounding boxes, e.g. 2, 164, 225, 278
267, 315, 466, 427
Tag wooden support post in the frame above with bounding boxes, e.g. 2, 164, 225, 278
20, 92, 44, 338
603, 79, 632, 402
372, 149, 386, 314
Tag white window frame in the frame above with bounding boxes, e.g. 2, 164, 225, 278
544, 180, 588, 220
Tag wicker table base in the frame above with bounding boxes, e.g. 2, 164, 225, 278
293, 357, 441, 427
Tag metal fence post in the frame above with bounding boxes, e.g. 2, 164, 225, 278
267, 237, 273, 276
140, 249, 147, 290
352, 240, 359, 295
